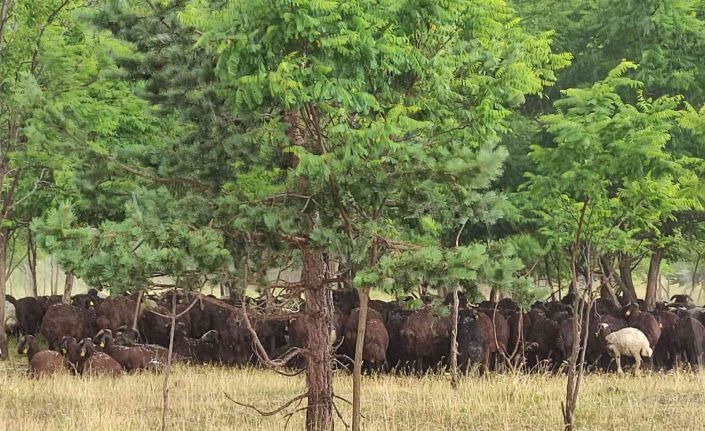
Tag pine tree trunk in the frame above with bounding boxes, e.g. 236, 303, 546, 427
352, 285, 370, 431
26, 228, 38, 297
0, 232, 8, 360
644, 249, 663, 311
450, 285, 460, 388
62, 273, 74, 305
302, 247, 333, 431
618, 254, 638, 304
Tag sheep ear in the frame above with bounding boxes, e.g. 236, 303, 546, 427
625, 310, 631, 316
80, 350, 85, 357
22, 347, 28, 354
61, 348, 66, 354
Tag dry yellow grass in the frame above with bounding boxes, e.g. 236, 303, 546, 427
4, 344, 705, 431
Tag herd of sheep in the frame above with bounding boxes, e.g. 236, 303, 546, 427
3, 289, 705, 377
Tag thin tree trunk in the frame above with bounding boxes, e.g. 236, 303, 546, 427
352, 285, 370, 431
0, 234, 7, 360
489, 287, 498, 303
132, 290, 144, 331
562, 199, 588, 431
552, 250, 562, 300
51, 257, 58, 296
618, 254, 638, 304
162, 286, 177, 431
450, 285, 460, 388
690, 252, 701, 299
644, 248, 663, 311
545, 256, 555, 301
62, 272, 74, 305
597, 255, 620, 307
302, 247, 333, 431
26, 227, 37, 297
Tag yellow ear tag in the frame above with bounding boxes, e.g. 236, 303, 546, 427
23, 347, 28, 354
625, 310, 631, 316
80, 351, 86, 357
100, 341, 105, 348
89, 301, 94, 306
62, 349, 66, 354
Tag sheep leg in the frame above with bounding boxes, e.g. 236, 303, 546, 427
614, 351, 623, 374
633, 351, 641, 375
482, 348, 490, 375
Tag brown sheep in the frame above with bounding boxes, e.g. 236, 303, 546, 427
139, 303, 191, 347
17, 335, 65, 378
623, 303, 662, 349
478, 308, 510, 353
78, 338, 123, 377
400, 306, 452, 373
59, 336, 82, 374
95, 296, 137, 332
40, 304, 87, 350
653, 309, 679, 368
95, 329, 167, 372
343, 307, 389, 369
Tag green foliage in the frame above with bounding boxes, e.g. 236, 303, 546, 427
182, 0, 568, 296
523, 63, 703, 263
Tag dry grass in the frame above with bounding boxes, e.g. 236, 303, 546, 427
3, 343, 705, 431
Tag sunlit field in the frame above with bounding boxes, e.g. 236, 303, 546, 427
3, 340, 705, 431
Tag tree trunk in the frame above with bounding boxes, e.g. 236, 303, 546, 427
597, 255, 620, 308
352, 285, 370, 431
0, 233, 8, 360
26, 227, 37, 297
62, 272, 74, 305
689, 252, 701, 299
561, 199, 588, 431
567, 248, 578, 297
50, 257, 58, 295
545, 256, 555, 301
449, 285, 460, 388
489, 287, 498, 303
618, 254, 638, 304
644, 249, 663, 311
162, 286, 178, 431
302, 247, 333, 431
132, 290, 144, 331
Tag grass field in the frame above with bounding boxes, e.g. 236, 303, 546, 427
3, 343, 705, 431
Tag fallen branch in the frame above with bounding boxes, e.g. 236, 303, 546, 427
224, 392, 308, 417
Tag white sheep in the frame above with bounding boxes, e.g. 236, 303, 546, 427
600, 324, 653, 374
4, 300, 17, 336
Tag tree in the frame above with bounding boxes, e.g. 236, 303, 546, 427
524, 62, 703, 428
511, 0, 705, 301
183, 0, 566, 428
0, 0, 104, 358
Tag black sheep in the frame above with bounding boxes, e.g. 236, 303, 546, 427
15, 297, 44, 336
174, 330, 221, 363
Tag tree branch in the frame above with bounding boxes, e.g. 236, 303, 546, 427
224, 392, 308, 417
31, 0, 71, 74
